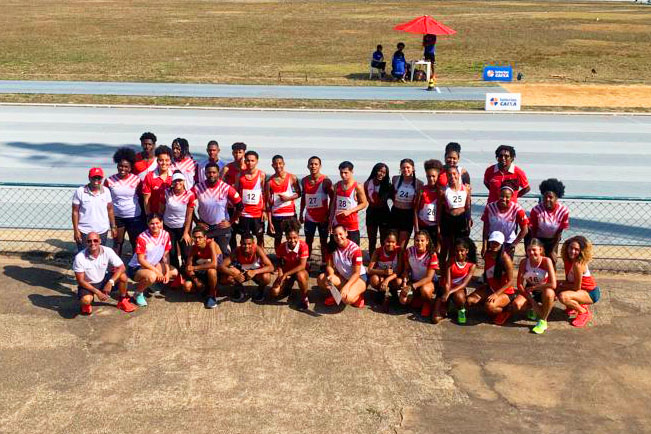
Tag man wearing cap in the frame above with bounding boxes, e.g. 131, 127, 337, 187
73, 231, 136, 315
72, 167, 117, 252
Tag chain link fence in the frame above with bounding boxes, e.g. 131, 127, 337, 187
1, 182, 650, 272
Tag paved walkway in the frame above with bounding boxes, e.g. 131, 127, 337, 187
0, 80, 504, 101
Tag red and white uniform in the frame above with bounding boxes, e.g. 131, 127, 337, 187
483, 163, 529, 203
417, 185, 438, 227
444, 185, 467, 211
163, 189, 196, 229
564, 260, 597, 291
481, 201, 529, 244
333, 182, 359, 231
190, 239, 220, 266
128, 229, 171, 267
104, 174, 141, 219
133, 154, 157, 180
191, 181, 241, 225
522, 258, 549, 286
276, 240, 309, 272
173, 157, 197, 189
449, 260, 473, 285
223, 161, 244, 187
438, 166, 467, 187
529, 203, 570, 239
269, 174, 296, 217
234, 247, 262, 270
239, 171, 265, 219
393, 177, 418, 209
484, 254, 515, 295
376, 247, 400, 270
406, 246, 439, 281
365, 180, 380, 206
303, 175, 329, 223
333, 240, 366, 280
196, 159, 226, 185
142, 168, 173, 214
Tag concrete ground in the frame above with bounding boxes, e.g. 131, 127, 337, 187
2, 257, 651, 434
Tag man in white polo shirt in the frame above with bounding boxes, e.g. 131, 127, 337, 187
72, 167, 117, 252
73, 232, 136, 315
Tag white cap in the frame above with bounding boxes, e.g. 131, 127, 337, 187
488, 231, 505, 245
172, 172, 185, 182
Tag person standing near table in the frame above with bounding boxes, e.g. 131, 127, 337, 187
133, 132, 158, 180
483, 145, 530, 203
142, 145, 174, 215
72, 167, 117, 251
423, 34, 437, 64
73, 232, 136, 315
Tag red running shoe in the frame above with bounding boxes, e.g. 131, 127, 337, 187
420, 302, 432, 318
80, 304, 92, 315
117, 297, 137, 313
352, 297, 365, 309
493, 310, 512, 326
571, 308, 593, 328
169, 273, 184, 289
565, 308, 577, 318
324, 295, 337, 306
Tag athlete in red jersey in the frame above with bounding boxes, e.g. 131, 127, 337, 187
265, 155, 300, 249
414, 159, 443, 254
142, 146, 174, 215
183, 227, 223, 309
441, 237, 477, 325
132, 132, 157, 180
171, 138, 197, 189
399, 231, 440, 321
300, 156, 333, 267
236, 150, 266, 246
437, 142, 470, 187
367, 231, 403, 310
221, 232, 274, 302
329, 161, 368, 247
440, 164, 473, 270
483, 145, 530, 203
467, 231, 516, 325
557, 236, 600, 328
527, 178, 570, 265
221, 142, 247, 187
481, 185, 528, 258
270, 225, 310, 310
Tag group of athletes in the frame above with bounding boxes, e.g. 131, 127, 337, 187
71, 133, 600, 334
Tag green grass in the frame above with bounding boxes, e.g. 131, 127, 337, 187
0, 0, 650, 85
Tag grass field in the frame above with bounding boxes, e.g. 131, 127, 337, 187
1, 0, 650, 86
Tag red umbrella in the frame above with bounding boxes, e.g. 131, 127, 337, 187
394, 15, 456, 35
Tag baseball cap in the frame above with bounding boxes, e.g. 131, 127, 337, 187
88, 167, 104, 178
172, 172, 185, 182
488, 231, 505, 245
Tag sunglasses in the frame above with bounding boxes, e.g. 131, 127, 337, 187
87, 239, 100, 244
90, 176, 103, 180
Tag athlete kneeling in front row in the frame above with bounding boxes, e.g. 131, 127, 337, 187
317, 224, 367, 308
398, 230, 440, 322
271, 225, 310, 310
184, 227, 223, 309
557, 235, 600, 328
367, 230, 402, 310
127, 213, 179, 307
514, 238, 557, 334
220, 232, 274, 303
440, 237, 476, 325
73, 231, 136, 315
467, 231, 516, 325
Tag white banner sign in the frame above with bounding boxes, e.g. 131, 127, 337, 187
485, 93, 522, 111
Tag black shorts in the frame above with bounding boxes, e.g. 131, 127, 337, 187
77, 274, 111, 299
304, 220, 328, 239
424, 53, 436, 64
440, 212, 470, 238
268, 215, 298, 240
366, 205, 391, 228
238, 216, 264, 236
390, 207, 414, 232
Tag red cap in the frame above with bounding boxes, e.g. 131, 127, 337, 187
88, 167, 104, 178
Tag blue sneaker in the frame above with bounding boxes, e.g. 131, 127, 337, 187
204, 297, 218, 309
134, 292, 147, 307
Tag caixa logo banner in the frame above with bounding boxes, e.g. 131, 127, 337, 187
485, 93, 521, 111
483, 65, 513, 82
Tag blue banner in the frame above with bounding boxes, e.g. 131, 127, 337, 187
483, 66, 513, 82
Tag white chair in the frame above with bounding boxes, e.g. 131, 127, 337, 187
410, 60, 431, 82
369, 56, 382, 79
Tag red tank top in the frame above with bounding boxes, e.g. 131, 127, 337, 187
303, 175, 329, 223
376, 247, 400, 270
191, 239, 214, 264
449, 260, 473, 285
224, 161, 244, 186
239, 171, 264, 218
235, 247, 261, 270
417, 185, 439, 227
269, 174, 296, 217
333, 181, 359, 231
484, 253, 515, 294
564, 260, 597, 291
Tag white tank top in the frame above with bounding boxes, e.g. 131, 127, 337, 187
445, 185, 467, 210
523, 258, 548, 286
393, 177, 417, 208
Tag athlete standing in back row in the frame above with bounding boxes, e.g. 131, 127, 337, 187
329, 161, 368, 247
390, 159, 423, 249
221, 142, 248, 251
237, 150, 266, 247
300, 156, 333, 268
266, 155, 300, 249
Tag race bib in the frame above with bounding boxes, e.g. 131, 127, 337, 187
242, 189, 260, 205
336, 195, 351, 210
305, 193, 323, 209
423, 203, 437, 221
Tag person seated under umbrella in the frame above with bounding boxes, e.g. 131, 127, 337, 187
391, 42, 410, 81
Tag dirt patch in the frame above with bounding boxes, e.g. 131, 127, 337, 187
503, 83, 651, 108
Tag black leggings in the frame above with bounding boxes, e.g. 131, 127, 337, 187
164, 225, 190, 270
